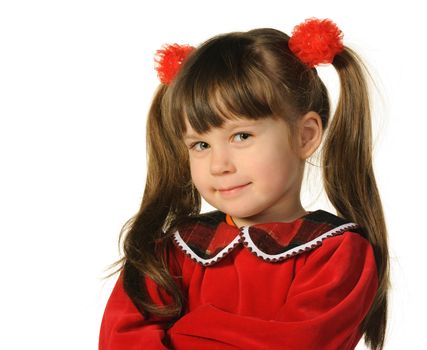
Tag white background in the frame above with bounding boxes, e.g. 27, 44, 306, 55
0, 0, 425, 349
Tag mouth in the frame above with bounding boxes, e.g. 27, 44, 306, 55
217, 183, 251, 195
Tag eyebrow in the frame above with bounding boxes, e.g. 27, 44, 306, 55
183, 120, 260, 141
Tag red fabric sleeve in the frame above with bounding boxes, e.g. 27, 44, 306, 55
168, 232, 378, 350
99, 246, 186, 350
98, 273, 171, 350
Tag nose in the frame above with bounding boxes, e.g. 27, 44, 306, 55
209, 146, 236, 175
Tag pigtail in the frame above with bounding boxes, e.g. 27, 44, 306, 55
119, 84, 200, 319
323, 47, 389, 350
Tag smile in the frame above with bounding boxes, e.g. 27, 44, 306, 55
217, 183, 251, 196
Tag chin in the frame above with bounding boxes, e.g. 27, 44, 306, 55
218, 205, 263, 220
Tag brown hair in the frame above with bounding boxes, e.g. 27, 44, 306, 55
113, 28, 389, 349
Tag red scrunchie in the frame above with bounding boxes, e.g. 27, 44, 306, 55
288, 18, 344, 68
154, 43, 194, 85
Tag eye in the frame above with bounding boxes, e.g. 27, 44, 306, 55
190, 141, 210, 152
233, 133, 251, 142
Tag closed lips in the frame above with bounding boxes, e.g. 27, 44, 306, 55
218, 183, 251, 192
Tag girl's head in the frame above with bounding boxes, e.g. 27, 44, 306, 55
156, 26, 334, 224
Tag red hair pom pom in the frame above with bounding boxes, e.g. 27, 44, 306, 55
288, 18, 344, 68
154, 43, 194, 85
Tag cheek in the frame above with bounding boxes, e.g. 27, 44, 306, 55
189, 158, 207, 188
245, 151, 298, 187
244, 143, 282, 167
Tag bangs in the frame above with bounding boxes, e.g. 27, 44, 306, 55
167, 34, 287, 137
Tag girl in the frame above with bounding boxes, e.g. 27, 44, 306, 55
99, 18, 389, 350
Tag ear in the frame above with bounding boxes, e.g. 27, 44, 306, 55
296, 111, 323, 160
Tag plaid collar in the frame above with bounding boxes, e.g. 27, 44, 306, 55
172, 209, 360, 266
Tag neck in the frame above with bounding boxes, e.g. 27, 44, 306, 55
231, 205, 308, 227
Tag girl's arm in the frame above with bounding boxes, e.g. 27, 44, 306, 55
99, 273, 170, 350
99, 245, 186, 350
168, 232, 378, 350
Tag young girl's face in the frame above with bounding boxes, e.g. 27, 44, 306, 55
183, 117, 306, 227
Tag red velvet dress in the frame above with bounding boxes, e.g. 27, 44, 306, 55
99, 210, 378, 349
